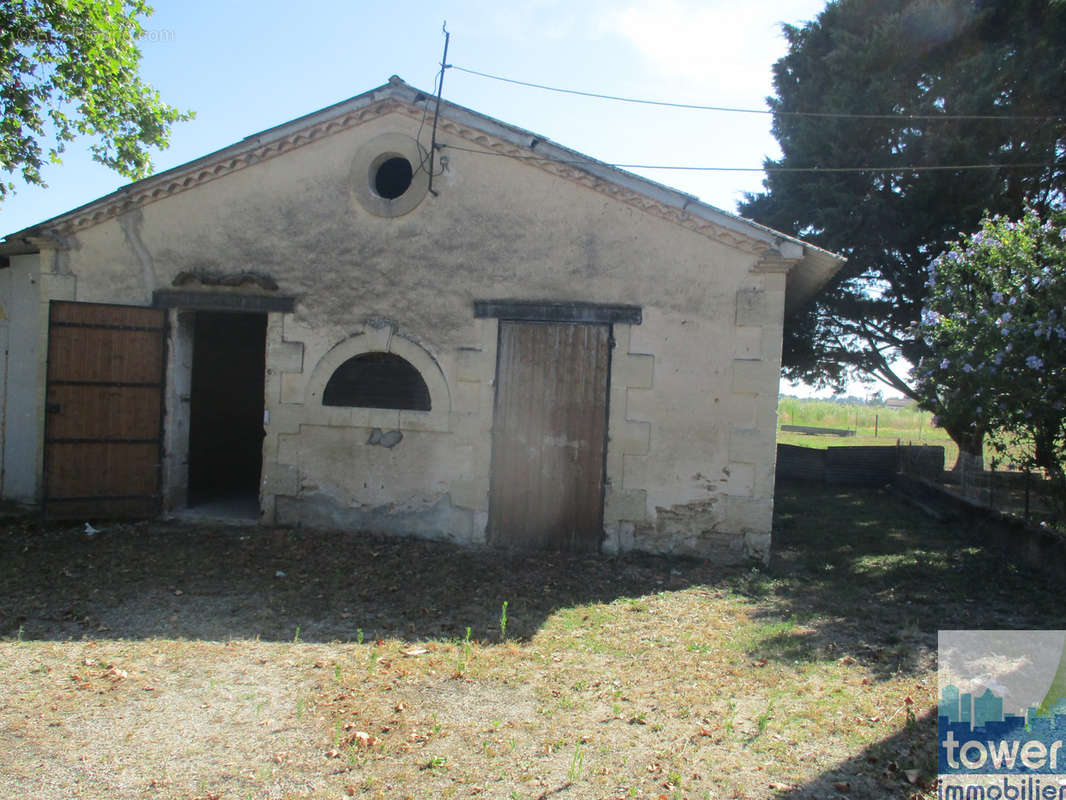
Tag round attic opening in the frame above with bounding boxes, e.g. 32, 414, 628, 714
373, 156, 414, 199
351, 133, 430, 218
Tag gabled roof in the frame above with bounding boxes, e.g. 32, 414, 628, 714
1, 76, 843, 312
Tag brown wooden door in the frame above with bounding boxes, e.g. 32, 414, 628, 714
487, 321, 610, 551
42, 301, 166, 518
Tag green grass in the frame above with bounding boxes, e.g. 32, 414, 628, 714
778, 397, 958, 464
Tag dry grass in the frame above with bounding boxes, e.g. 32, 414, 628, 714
1, 481, 1061, 799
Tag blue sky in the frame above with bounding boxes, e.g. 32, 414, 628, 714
4, 0, 893, 397
2, 0, 831, 233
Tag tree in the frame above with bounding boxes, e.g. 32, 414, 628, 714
739, 0, 1066, 466
0, 0, 192, 202
914, 209, 1066, 510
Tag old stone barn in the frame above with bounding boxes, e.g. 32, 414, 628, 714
0, 77, 842, 563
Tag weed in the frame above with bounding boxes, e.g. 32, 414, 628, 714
424, 756, 447, 771
356, 628, 364, 645
16, 624, 24, 643
567, 741, 585, 782
292, 625, 301, 644
748, 699, 775, 744
295, 697, 306, 720
500, 600, 509, 641
725, 699, 737, 734
334, 663, 342, 684
457, 626, 473, 674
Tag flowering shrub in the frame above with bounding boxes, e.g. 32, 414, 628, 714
914, 208, 1066, 515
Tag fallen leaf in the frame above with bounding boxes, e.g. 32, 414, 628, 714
833, 781, 851, 792
904, 769, 920, 784
403, 648, 428, 656
351, 730, 379, 747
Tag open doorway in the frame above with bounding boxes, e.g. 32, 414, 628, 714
186, 311, 266, 517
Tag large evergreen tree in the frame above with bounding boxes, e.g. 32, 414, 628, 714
740, 0, 1066, 463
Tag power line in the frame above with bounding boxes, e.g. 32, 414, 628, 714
450, 64, 1066, 123
440, 142, 1058, 174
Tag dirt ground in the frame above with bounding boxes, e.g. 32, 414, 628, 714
1, 481, 1062, 799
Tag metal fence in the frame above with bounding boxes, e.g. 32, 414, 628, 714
777, 441, 1062, 529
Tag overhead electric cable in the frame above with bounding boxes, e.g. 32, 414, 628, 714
440, 142, 1057, 174
451, 64, 1066, 123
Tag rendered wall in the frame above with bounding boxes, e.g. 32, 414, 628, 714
21, 106, 795, 561
0, 253, 75, 503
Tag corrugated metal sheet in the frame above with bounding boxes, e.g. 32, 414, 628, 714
42, 301, 166, 518
488, 321, 610, 551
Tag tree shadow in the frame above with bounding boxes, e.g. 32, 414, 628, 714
773, 707, 939, 799
733, 478, 1066, 681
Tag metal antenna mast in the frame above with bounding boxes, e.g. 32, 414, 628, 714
427, 22, 450, 197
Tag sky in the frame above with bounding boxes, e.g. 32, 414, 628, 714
0, 0, 897, 398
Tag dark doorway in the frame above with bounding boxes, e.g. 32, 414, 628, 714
187, 312, 266, 513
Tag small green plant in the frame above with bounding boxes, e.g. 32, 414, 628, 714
567, 742, 585, 782
334, 663, 342, 684
292, 625, 301, 644
356, 628, 364, 645
425, 755, 447, 770
750, 699, 774, 742
500, 600, 509, 641
16, 625, 24, 643
457, 626, 473, 674
725, 698, 737, 733
295, 697, 307, 720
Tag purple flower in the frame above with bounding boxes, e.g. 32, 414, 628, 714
998, 312, 1012, 325
1008, 296, 1017, 306
940, 358, 950, 369
1060, 227, 1066, 241
1026, 355, 1044, 369
962, 363, 974, 373
992, 291, 1004, 304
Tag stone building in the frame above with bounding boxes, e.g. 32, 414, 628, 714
0, 77, 843, 562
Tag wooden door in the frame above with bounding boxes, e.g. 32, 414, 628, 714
487, 321, 610, 551
42, 301, 166, 518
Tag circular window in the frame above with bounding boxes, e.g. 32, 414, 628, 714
374, 156, 414, 199
351, 133, 430, 218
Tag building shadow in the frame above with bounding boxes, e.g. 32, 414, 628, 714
1, 479, 1061, 653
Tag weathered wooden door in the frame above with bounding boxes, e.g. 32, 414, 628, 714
42, 301, 166, 518
487, 321, 610, 551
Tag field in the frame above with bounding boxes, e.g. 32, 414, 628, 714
2, 481, 1063, 799
777, 397, 958, 465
